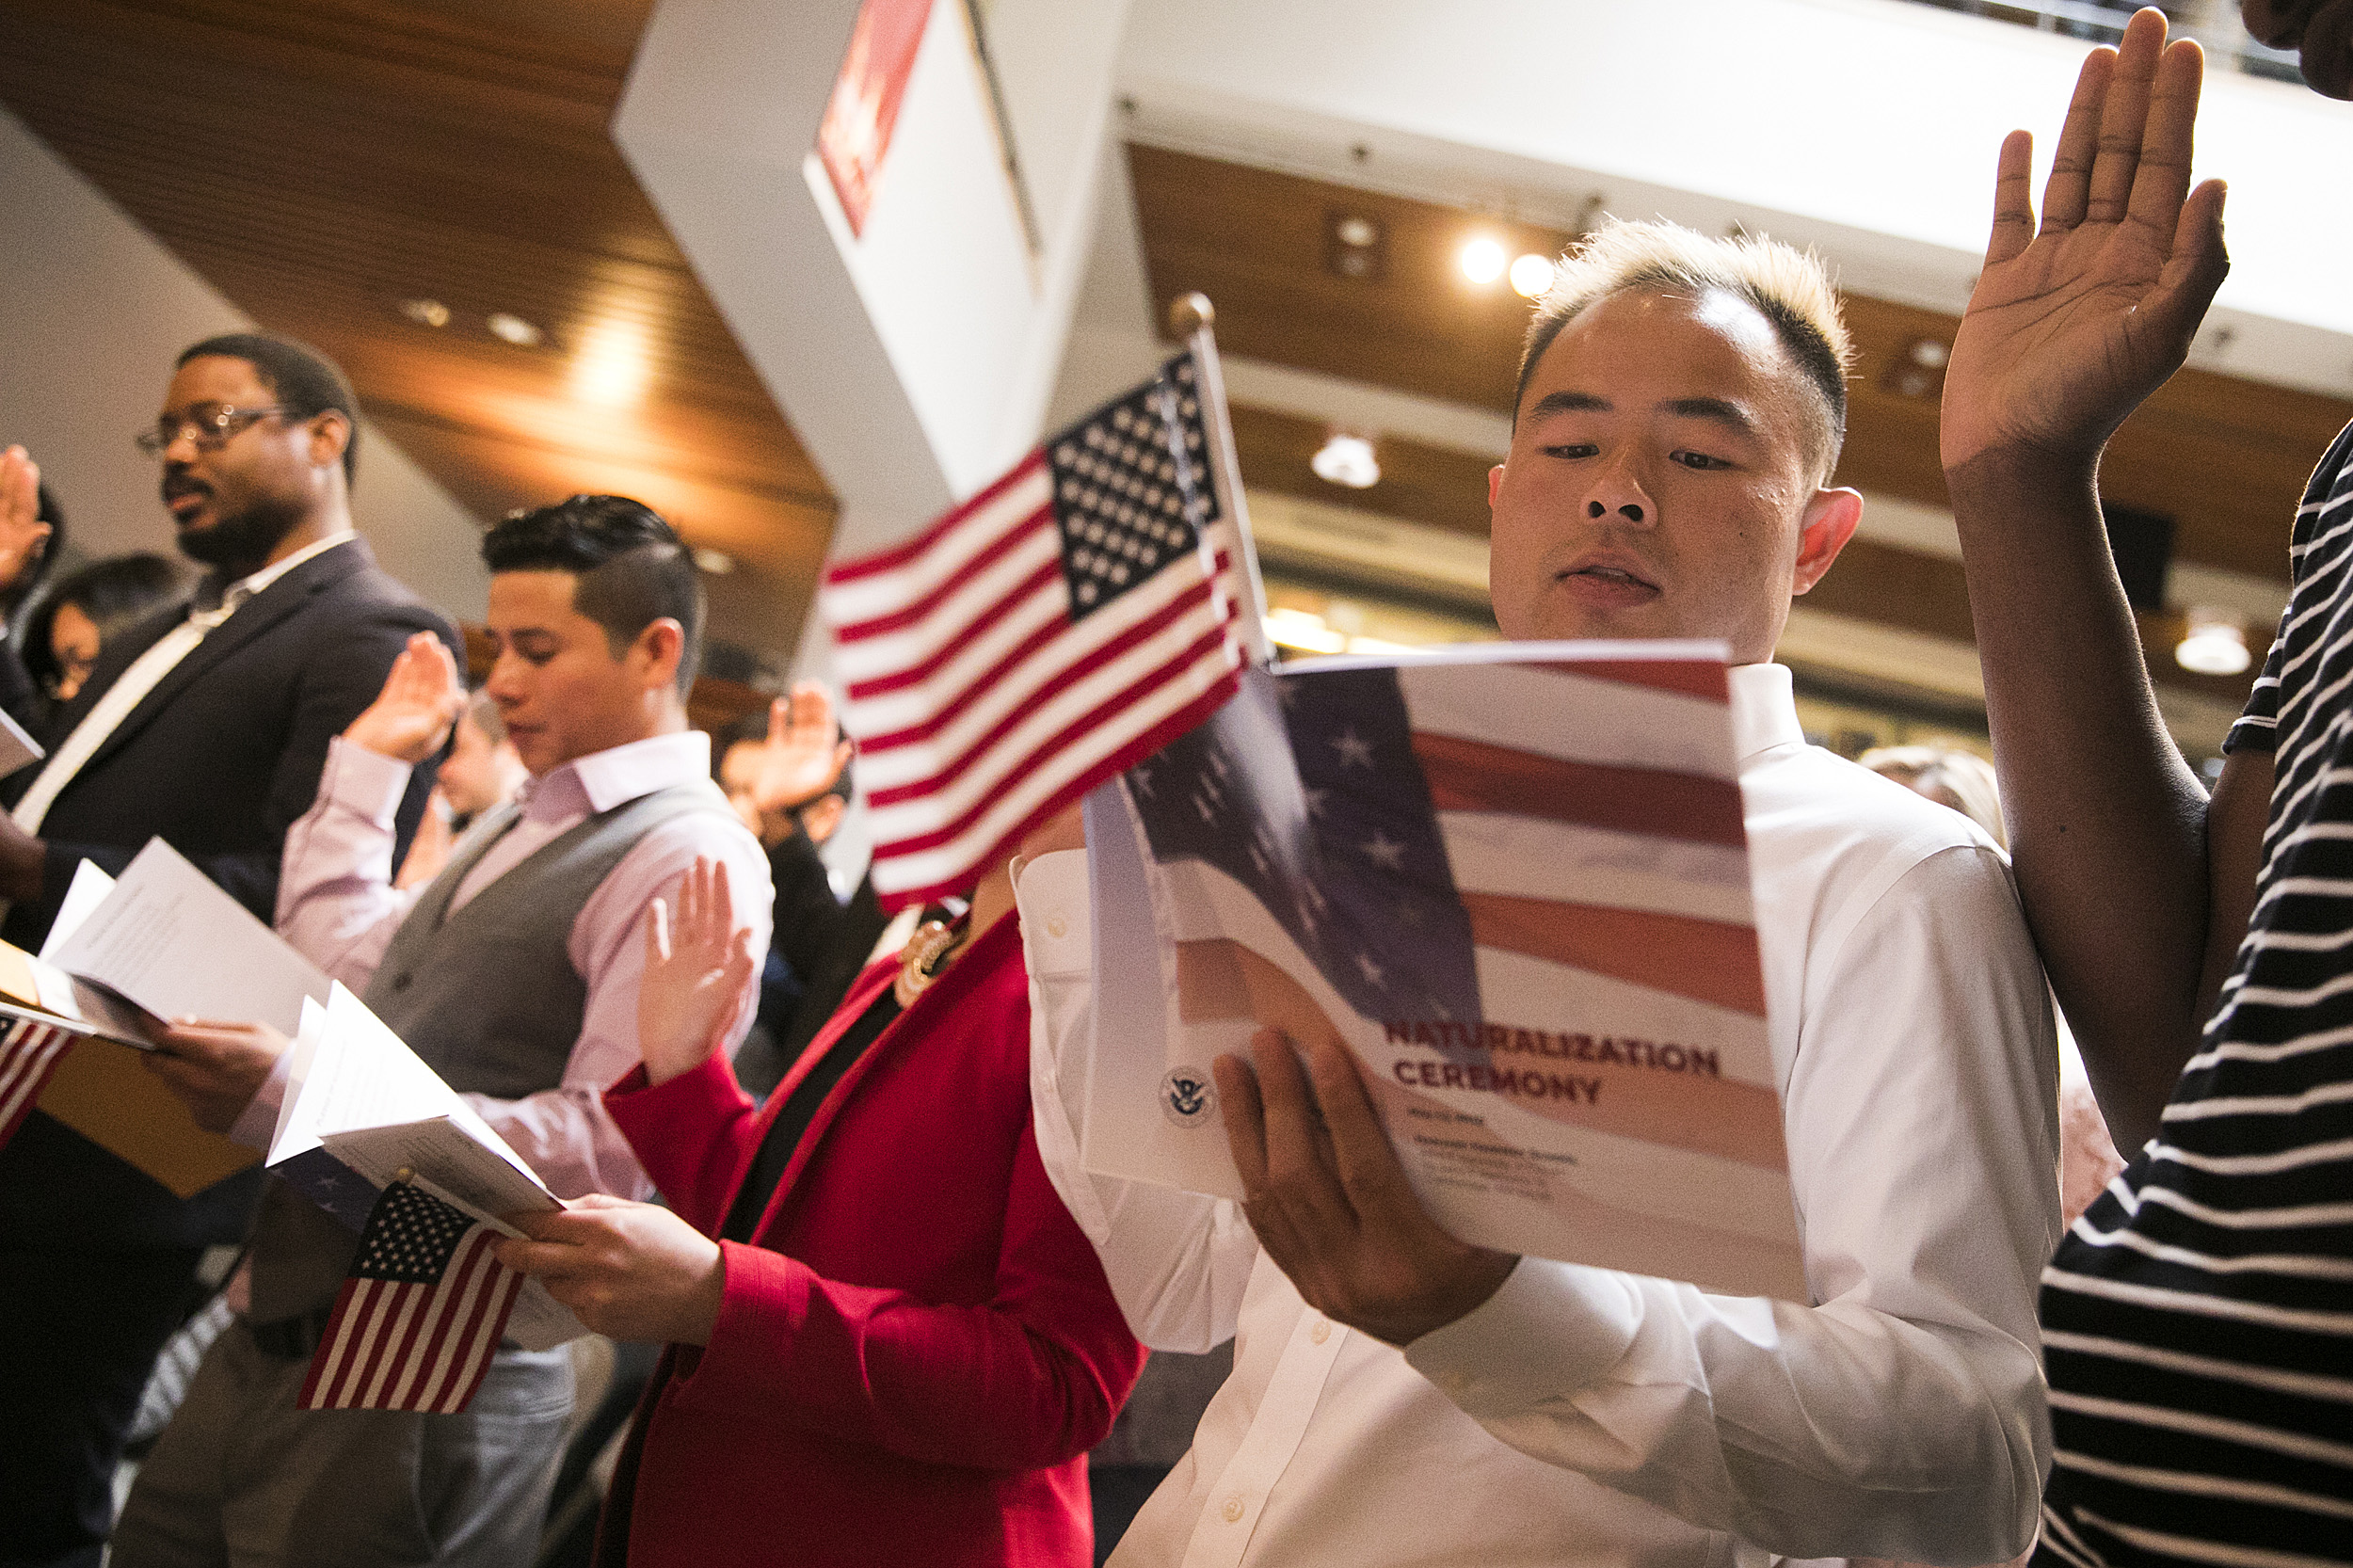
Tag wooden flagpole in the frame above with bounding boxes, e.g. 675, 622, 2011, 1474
1169, 292, 1275, 668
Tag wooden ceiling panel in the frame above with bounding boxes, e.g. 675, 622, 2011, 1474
0, 0, 834, 658
1228, 405, 1497, 540
1802, 536, 2255, 708
1132, 143, 2347, 591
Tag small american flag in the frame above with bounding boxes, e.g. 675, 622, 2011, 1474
823, 350, 1246, 907
299, 1179, 522, 1415
0, 1016, 74, 1150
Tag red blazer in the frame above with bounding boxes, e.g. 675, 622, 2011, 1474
600, 914, 1144, 1568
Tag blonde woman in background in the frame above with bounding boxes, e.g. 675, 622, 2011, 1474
1862, 744, 2124, 1223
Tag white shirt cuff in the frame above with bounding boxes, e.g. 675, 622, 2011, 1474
1013, 849, 1090, 977
320, 735, 414, 825
1404, 1257, 1642, 1416
225, 1043, 298, 1152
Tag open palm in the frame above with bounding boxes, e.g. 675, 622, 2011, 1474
344, 632, 467, 764
752, 681, 853, 815
638, 856, 758, 1085
1942, 10, 2229, 475
0, 447, 53, 595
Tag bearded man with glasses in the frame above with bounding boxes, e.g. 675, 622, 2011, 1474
0, 332, 454, 1568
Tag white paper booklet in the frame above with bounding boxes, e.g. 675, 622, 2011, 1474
1083, 646, 1806, 1301
265, 984, 584, 1351
43, 840, 330, 1039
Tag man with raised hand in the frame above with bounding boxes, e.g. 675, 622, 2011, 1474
1018, 217, 2063, 1565
113, 495, 771, 1568
1939, 7, 2353, 1560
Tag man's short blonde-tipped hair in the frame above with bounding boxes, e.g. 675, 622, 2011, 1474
1516, 218, 1854, 476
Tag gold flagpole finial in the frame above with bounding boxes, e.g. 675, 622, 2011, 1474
1168, 292, 1214, 338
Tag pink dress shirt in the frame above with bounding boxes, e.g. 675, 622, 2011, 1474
243, 728, 773, 1202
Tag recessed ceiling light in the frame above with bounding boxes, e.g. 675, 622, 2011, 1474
1509, 253, 1555, 298
1909, 338, 1951, 369
1309, 433, 1380, 489
1324, 211, 1388, 282
487, 312, 544, 347
2176, 610, 2250, 676
692, 547, 735, 575
570, 316, 650, 407
1458, 236, 1507, 286
399, 297, 451, 328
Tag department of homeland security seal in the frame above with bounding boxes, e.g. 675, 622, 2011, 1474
1160, 1066, 1216, 1128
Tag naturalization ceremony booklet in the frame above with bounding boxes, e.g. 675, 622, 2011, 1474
1080, 644, 1807, 1300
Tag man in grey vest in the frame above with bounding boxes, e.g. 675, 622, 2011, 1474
115, 495, 774, 1568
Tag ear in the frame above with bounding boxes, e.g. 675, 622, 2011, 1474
1791, 488, 1863, 596
800, 792, 846, 846
632, 616, 686, 693
1487, 463, 1506, 508
307, 410, 352, 475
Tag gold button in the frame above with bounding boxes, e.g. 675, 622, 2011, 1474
1221, 1496, 1245, 1523
1309, 1318, 1331, 1344
1046, 915, 1068, 939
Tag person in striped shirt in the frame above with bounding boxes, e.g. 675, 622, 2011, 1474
1941, 6, 2353, 1561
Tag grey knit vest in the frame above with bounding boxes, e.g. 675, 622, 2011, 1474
247, 780, 731, 1325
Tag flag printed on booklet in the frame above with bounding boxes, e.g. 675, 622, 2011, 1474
0, 1016, 76, 1148
824, 351, 1245, 907
1087, 646, 1807, 1300
300, 1180, 524, 1416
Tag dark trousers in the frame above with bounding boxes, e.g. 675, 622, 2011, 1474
0, 1243, 205, 1568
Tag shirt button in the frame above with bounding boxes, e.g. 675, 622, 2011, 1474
1046, 915, 1068, 939
1309, 1317, 1331, 1344
1220, 1495, 1245, 1524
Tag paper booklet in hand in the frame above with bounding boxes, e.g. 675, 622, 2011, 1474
267, 984, 583, 1351
0, 839, 337, 1195
1083, 643, 1807, 1301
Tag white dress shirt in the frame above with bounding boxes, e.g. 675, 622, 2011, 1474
238, 728, 772, 1202
1020, 662, 2060, 1567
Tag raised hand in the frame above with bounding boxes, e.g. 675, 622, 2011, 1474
638, 856, 758, 1086
0, 446, 53, 597
751, 681, 853, 816
1940, 8, 2230, 478
343, 631, 466, 764
496, 1193, 726, 1345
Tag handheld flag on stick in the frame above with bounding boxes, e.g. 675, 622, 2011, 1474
824, 315, 1264, 909
0, 1016, 75, 1148
299, 1176, 524, 1416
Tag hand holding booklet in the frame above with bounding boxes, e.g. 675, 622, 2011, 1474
1083, 643, 1808, 1301
2, 840, 334, 1196
1, 838, 584, 1347
267, 984, 584, 1352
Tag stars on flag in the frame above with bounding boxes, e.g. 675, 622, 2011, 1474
1124, 664, 1481, 1029
299, 1181, 524, 1416
1049, 359, 1216, 618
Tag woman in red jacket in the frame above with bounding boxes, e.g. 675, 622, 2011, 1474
501, 848, 1144, 1567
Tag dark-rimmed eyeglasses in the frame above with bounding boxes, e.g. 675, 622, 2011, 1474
133, 403, 297, 457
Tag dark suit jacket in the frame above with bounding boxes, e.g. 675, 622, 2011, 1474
0, 536, 456, 1250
